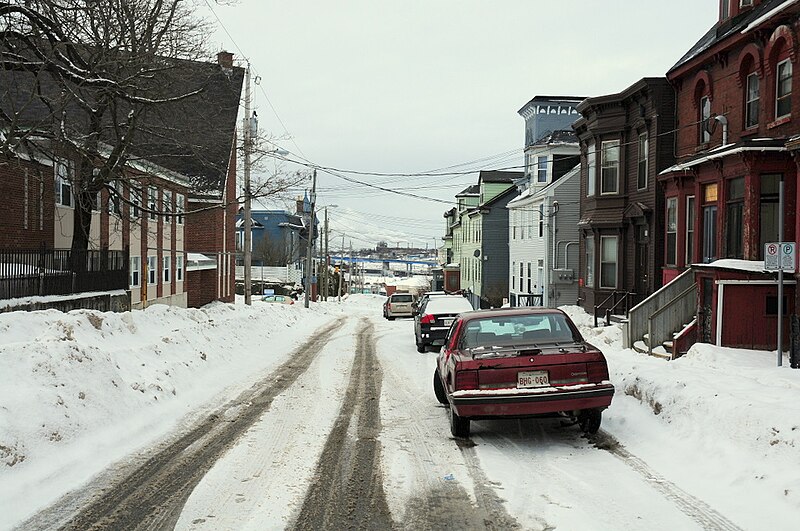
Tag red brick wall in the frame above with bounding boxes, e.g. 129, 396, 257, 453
187, 268, 219, 307
0, 157, 54, 249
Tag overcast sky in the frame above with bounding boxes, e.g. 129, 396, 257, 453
201, 0, 718, 250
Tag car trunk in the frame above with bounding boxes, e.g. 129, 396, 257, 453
470, 348, 608, 389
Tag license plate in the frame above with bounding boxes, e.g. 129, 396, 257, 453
442, 318, 454, 326
517, 371, 549, 388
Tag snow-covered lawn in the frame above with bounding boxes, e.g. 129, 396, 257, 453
0, 295, 798, 529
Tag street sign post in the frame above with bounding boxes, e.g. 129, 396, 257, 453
765, 242, 797, 367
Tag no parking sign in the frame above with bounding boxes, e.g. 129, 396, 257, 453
765, 242, 796, 273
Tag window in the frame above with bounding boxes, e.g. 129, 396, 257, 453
108, 181, 121, 215
538, 205, 544, 238
512, 261, 516, 290
760, 174, 781, 257
519, 262, 524, 292
537, 156, 548, 183
586, 142, 595, 197
776, 59, 792, 119
600, 236, 618, 289
163, 190, 172, 224
176, 194, 185, 224
745, 72, 760, 128
740, 0, 753, 7
721, 0, 729, 19
686, 196, 696, 264
637, 133, 648, 190
55, 159, 74, 207
512, 210, 517, 239
600, 140, 620, 194
527, 262, 532, 293
163, 256, 171, 283
130, 186, 141, 219
700, 95, 711, 143
726, 177, 744, 259
148, 186, 157, 220
666, 197, 678, 266
130, 256, 141, 288
147, 256, 157, 285
702, 184, 718, 263
585, 234, 595, 288
176, 255, 184, 282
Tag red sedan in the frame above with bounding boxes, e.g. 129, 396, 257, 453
433, 308, 614, 438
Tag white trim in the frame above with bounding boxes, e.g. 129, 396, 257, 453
741, 0, 800, 33
714, 279, 797, 346
660, 146, 787, 174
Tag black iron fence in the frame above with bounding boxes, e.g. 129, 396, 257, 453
0, 248, 129, 300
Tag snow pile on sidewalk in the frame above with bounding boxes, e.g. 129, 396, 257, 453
0, 298, 344, 528
564, 305, 800, 527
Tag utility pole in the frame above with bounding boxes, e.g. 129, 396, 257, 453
304, 169, 317, 308
323, 208, 329, 301
338, 234, 345, 302
243, 62, 254, 305
348, 240, 353, 295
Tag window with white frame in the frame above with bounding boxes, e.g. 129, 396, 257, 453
599, 236, 618, 289
176, 255, 184, 282
600, 140, 620, 194
527, 262, 532, 293
700, 95, 711, 143
163, 255, 171, 283
537, 155, 548, 183
176, 194, 184, 224
637, 133, 648, 190
147, 255, 157, 285
740, 0, 753, 8
130, 186, 141, 218
721, 0, 730, 19
512, 261, 516, 290
108, 181, 121, 215
538, 205, 544, 237
130, 256, 141, 287
163, 190, 172, 224
666, 197, 678, 266
776, 59, 792, 119
55, 159, 74, 207
586, 142, 596, 197
745, 72, 759, 128
519, 262, 524, 292
148, 186, 157, 220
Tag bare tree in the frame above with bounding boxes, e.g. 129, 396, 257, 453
253, 234, 289, 267
0, 1, 239, 252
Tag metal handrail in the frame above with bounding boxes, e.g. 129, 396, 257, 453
594, 290, 633, 327
647, 283, 697, 357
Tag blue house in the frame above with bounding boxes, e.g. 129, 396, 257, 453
236, 198, 312, 267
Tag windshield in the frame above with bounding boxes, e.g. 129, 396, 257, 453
391, 294, 413, 303
461, 313, 580, 348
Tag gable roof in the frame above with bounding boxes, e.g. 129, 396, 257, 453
478, 170, 523, 184
669, 0, 790, 75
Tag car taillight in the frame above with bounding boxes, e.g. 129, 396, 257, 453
455, 370, 478, 391
420, 314, 435, 324
587, 361, 609, 382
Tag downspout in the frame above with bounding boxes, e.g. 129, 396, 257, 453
716, 282, 724, 346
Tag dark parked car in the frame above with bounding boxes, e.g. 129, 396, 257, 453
433, 308, 614, 438
414, 295, 473, 352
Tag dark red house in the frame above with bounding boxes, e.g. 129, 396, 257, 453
574, 78, 676, 312
659, 0, 799, 350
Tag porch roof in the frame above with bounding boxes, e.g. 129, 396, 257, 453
659, 139, 787, 175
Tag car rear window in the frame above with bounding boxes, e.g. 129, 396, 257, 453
424, 296, 473, 314
461, 313, 579, 348
391, 294, 413, 303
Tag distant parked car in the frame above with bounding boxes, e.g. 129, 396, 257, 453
433, 308, 614, 438
261, 294, 294, 305
414, 295, 473, 352
386, 292, 415, 320
412, 291, 450, 314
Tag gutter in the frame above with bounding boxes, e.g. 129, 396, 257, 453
741, 0, 800, 33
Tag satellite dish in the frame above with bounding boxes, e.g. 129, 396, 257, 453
473, 249, 481, 258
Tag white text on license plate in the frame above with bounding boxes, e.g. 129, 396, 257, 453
517, 371, 549, 388
442, 318, 454, 326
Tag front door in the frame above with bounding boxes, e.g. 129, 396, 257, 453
635, 224, 649, 297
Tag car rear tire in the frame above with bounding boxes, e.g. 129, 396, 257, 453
449, 406, 470, 438
578, 409, 602, 435
388, 316, 395, 321
433, 370, 448, 405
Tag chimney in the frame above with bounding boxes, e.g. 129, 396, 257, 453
296, 196, 304, 215
217, 51, 234, 69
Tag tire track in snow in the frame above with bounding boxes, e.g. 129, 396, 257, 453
20, 317, 346, 531
592, 431, 744, 531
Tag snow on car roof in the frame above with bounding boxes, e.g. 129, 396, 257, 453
424, 296, 473, 313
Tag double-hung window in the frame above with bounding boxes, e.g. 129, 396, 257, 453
163, 190, 172, 224
130, 186, 141, 219
600, 140, 620, 194
666, 197, 678, 266
537, 156, 548, 183
130, 256, 141, 288
686, 196, 696, 264
637, 133, 648, 190
55, 159, 74, 207
163, 256, 171, 283
148, 186, 158, 221
745, 72, 759, 128
147, 256, 157, 285
585, 234, 595, 288
599, 236, 618, 289
538, 205, 544, 238
586, 143, 596, 197
176, 194, 185, 224
176, 255, 184, 282
726, 178, 744, 259
108, 181, 121, 215
776, 59, 792, 119
700, 95, 711, 143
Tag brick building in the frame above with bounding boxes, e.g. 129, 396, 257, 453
659, 0, 799, 349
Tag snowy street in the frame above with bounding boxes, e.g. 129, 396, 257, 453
1, 295, 799, 530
